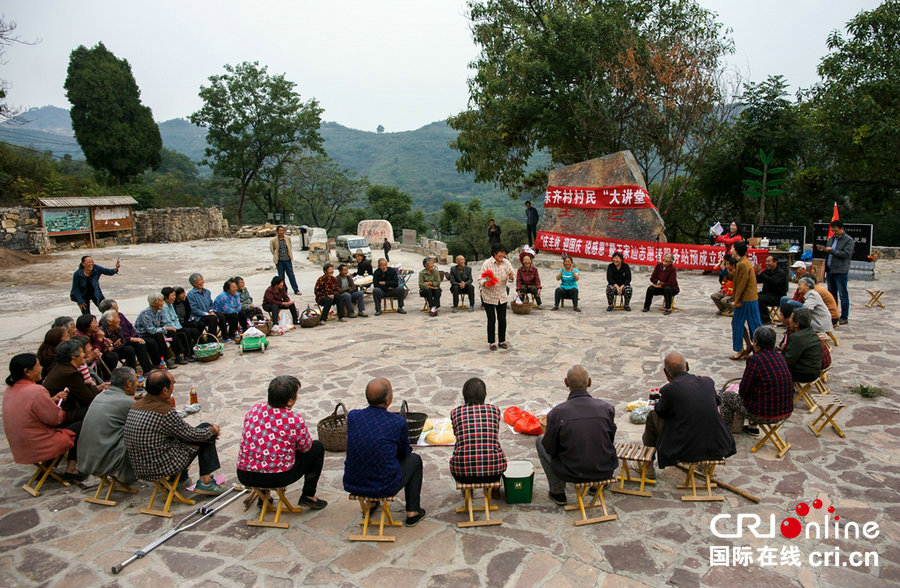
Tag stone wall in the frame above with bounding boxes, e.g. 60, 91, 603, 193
133, 207, 228, 243
417, 237, 448, 264
0, 207, 46, 253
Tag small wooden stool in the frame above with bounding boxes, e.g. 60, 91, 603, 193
865, 289, 885, 308
826, 331, 839, 347
751, 419, 791, 458
768, 306, 781, 324
380, 297, 397, 313
455, 481, 502, 528
814, 367, 832, 395
612, 294, 626, 311
349, 495, 400, 542
243, 487, 302, 528
658, 303, 679, 312
808, 395, 846, 438
678, 460, 726, 501
793, 381, 819, 413
564, 479, 618, 526
141, 472, 195, 518
610, 443, 656, 497
85, 475, 138, 507
22, 455, 71, 497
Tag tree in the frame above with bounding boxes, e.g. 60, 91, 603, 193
808, 1, 900, 226
190, 61, 323, 226
448, 0, 734, 213
282, 153, 367, 233
366, 185, 412, 226
376, 124, 385, 134
64, 42, 162, 184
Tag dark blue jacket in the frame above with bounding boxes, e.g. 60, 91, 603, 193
343, 406, 411, 497
70, 265, 117, 305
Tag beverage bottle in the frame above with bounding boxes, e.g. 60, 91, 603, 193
189, 386, 198, 405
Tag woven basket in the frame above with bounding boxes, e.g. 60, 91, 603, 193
393, 400, 428, 444
299, 308, 320, 328
253, 319, 272, 335
317, 402, 348, 452
193, 333, 223, 362
511, 300, 532, 314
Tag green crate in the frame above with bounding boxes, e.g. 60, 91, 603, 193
503, 460, 534, 504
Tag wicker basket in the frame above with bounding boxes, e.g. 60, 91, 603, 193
193, 333, 223, 362
253, 318, 272, 335
393, 400, 428, 444
511, 300, 532, 314
317, 402, 348, 452
299, 308, 320, 328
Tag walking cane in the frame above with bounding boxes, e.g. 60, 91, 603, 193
111, 484, 248, 574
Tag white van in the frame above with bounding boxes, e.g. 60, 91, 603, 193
335, 235, 372, 262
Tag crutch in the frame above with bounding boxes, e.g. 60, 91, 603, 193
111, 484, 248, 574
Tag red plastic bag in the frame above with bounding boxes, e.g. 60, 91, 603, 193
503, 406, 523, 427
503, 406, 542, 435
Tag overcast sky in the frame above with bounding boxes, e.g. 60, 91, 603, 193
0, 0, 883, 133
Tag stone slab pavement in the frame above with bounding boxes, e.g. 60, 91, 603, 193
0, 239, 897, 587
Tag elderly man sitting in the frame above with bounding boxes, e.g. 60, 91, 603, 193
536, 365, 617, 506
372, 258, 407, 315
797, 276, 833, 334
783, 307, 823, 384
781, 262, 840, 325
720, 326, 794, 436
343, 377, 425, 526
124, 370, 225, 494
642, 352, 736, 476
186, 273, 221, 337
450, 255, 476, 312
136, 293, 187, 368
79, 367, 139, 483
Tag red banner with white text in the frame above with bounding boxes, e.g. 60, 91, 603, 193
535, 230, 768, 271
544, 185, 654, 209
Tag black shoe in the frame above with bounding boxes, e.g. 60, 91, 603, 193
625, 306, 631, 311
175, 358, 189, 365
743, 425, 760, 436
298, 496, 328, 510
62, 470, 89, 482
607, 305, 613, 312
404, 509, 426, 527
549, 491, 567, 506
398, 308, 407, 314
588, 485, 600, 494
374, 310, 382, 316
838, 318, 848, 325
642, 307, 650, 312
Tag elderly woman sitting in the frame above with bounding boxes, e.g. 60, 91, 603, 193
450, 378, 507, 484
162, 287, 199, 359
100, 310, 155, 373
213, 279, 242, 342
42, 339, 106, 425
796, 276, 833, 334
3, 353, 87, 480
136, 293, 188, 368
75, 314, 121, 378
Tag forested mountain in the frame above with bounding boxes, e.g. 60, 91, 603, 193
0, 105, 532, 217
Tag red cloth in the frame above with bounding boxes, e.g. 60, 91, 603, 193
1, 380, 74, 464
481, 269, 499, 288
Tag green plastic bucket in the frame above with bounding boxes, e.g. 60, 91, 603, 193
503, 460, 534, 504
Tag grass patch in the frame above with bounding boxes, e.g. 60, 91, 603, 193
849, 384, 884, 398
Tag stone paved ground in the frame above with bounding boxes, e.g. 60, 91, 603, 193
0, 240, 897, 587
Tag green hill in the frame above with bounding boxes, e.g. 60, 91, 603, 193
1, 105, 538, 218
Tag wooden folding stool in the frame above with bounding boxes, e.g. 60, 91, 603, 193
455, 481, 502, 528
793, 381, 819, 413
768, 305, 781, 324
750, 419, 791, 458
865, 289, 885, 309
808, 395, 846, 438
380, 296, 397, 313
22, 455, 71, 497
243, 487, 302, 529
564, 479, 618, 526
85, 475, 138, 507
610, 443, 656, 497
140, 472, 195, 518
349, 495, 400, 542
678, 460, 726, 501
612, 293, 626, 311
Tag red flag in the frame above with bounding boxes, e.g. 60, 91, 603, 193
828, 203, 839, 238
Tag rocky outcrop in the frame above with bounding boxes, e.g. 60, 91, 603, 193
133, 207, 228, 243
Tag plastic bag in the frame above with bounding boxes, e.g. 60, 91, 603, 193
503, 406, 542, 435
503, 406, 523, 427
630, 405, 651, 425
279, 313, 293, 329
